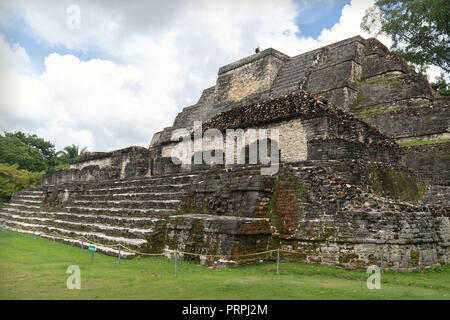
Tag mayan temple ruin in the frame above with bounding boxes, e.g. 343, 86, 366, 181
1, 35, 448, 270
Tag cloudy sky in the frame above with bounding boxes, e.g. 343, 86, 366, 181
0, 0, 442, 152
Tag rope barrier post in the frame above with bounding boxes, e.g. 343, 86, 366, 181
174, 251, 178, 277
32, 230, 34, 240
379, 248, 384, 273
91, 250, 94, 263
118, 245, 121, 265
276, 249, 280, 275
81, 239, 84, 255
53, 233, 55, 247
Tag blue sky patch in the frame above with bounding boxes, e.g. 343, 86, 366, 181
0, 7, 118, 73
294, 0, 350, 38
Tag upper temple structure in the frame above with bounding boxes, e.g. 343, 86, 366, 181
1, 36, 449, 270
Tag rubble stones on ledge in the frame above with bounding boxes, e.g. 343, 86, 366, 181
202, 90, 398, 149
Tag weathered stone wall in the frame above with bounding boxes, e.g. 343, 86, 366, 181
179, 167, 273, 217
402, 142, 450, 186
13, 35, 447, 271
164, 214, 272, 267
161, 117, 308, 168
150, 36, 445, 152
267, 164, 447, 270
270, 36, 365, 109
353, 98, 449, 195
350, 37, 436, 113
3, 158, 448, 270
148, 37, 368, 149
162, 159, 448, 270
151, 91, 400, 177
214, 48, 289, 105
70, 157, 112, 170
42, 146, 151, 185
355, 100, 449, 141
265, 119, 308, 162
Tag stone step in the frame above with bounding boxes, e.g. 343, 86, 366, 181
86, 174, 200, 189
76, 166, 264, 193
0, 211, 164, 239
272, 78, 303, 88
76, 191, 186, 201
11, 199, 43, 206
83, 183, 192, 195
65, 206, 174, 217
273, 73, 303, 82
12, 190, 44, 197
273, 81, 300, 88
4, 228, 136, 258
12, 195, 44, 202
1, 207, 167, 227
70, 199, 180, 210
271, 86, 299, 97
278, 63, 308, 73
0, 219, 148, 250
275, 70, 305, 80
420, 186, 450, 206
3, 203, 41, 211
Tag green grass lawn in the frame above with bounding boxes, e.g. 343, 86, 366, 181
0, 230, 449, 300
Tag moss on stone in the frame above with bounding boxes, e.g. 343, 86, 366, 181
397, 138, 450, 147
350, 91, 366, 110
297, 179, 309, 198
354, 106, 402, 118
368, 163, 426, 202
410, 250, 419, 266
357, 76, 401, 88
339, 253, 359, 263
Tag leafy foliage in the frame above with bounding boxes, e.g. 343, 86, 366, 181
4, 131, 62, 172
0, 131, 87, 201
57, 144, 88, 163
4, 131, 56, 160
0, 133, 48, 172
0, 163, 44, 203
361, 0, 450, 74
431, 73, 450, 96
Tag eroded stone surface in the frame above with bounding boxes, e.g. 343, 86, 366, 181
2, 36, 448, 270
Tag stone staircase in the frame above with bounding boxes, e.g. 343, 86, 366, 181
0, 166, 272, 262
0, 173, 201, 258
420, 185, 450, 206
270, 52, 316, 97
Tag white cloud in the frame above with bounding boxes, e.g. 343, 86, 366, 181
255, 0, 392, 56
0, 35, 176, 151
0, 0, 441, 152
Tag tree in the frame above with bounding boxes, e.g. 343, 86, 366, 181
0, 163, 44, 204
361, 0, 450, 74
57, 144, 88, 164
431, 73, 450, 96
0, 134, 48, 172
4, 131, 56, 160
3, 131, 61, 172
